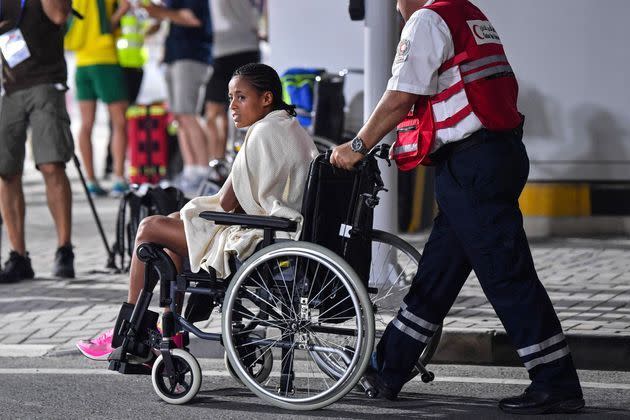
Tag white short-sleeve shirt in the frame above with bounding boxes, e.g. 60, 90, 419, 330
387, 2, 484, 148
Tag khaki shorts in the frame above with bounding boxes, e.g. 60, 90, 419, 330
0, 84, 74, 176
165, 60, 212, 115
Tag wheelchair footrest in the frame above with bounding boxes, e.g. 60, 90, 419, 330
108, 359, 152, 375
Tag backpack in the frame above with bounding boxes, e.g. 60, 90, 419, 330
281, 68, 324, 127
112, 185, 188, 271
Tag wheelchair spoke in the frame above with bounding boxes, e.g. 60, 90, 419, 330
232, 309, 289, 332
272, 259, 300, 320
251, 262, 296, 320
243, 336, 281, 372
304, 259, 323, 305
237, 331, 285, 361
291, 256, 299, 306
306, 349, 331, 392
252, 268, 295, 318
278, 339, 299, 397
372, 242, 395, 285
240, 285, 289, 324
310, 289, 352, 315
306, 269, 342, 310
309, 330, 354, 353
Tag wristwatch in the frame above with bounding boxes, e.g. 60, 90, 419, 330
351, 136, 369, 155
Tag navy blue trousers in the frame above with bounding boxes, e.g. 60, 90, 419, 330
376, 130, 582, 397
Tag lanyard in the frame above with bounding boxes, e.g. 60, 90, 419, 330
15, 0, 26, 28
1, 0, 26, 28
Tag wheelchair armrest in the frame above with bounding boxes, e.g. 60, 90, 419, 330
199, 211, 298, 232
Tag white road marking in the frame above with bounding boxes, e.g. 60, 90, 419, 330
0, 368, 627, 391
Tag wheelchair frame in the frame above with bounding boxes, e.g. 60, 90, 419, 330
108, 145, 439, 410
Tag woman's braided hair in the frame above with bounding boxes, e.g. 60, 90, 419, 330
232, 63, 297, 117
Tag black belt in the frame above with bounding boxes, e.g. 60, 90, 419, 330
429, 122, 524, 163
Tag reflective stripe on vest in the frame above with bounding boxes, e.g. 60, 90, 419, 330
393, 143, 419, 155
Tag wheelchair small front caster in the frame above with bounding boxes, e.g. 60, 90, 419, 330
421, 371, 435, 383
151, 349, 202, 405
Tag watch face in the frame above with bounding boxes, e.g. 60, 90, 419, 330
351, 137, 362, 152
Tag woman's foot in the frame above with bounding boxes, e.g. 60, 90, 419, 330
76, 328, 114, 360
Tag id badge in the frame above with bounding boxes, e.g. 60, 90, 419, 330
0, 28, 31, 68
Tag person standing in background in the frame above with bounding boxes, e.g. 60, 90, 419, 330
104, 0, 162, 179
73, 0, 130, 197
143, 0, 213, 196
0, 0, 75, 282
203, 0, 261, 183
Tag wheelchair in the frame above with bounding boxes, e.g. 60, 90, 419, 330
108, 144, 441, 411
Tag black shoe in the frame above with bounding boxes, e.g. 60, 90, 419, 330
363, 365, 400, 401
0, 251, 35, 283
53, 244, 75, 278
499, 390, 585, 415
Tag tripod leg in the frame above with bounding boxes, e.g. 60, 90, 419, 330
72, 154, 117, 269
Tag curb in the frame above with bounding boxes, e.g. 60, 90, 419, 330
433, 328, 630, 371
26, 329, 630, 373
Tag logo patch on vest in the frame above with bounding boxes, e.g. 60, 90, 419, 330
467, 20, 502, 45
395, 38, 411, 63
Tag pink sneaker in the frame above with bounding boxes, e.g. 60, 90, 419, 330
76, 328, 114, 361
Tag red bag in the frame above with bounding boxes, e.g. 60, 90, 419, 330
391, 98, 435, 171
127, 104, 170, 184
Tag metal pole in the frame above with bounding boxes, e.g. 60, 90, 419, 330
364, 0, 398, 233
72, 154, 118, 270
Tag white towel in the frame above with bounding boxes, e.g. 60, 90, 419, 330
180, 110, 318, 278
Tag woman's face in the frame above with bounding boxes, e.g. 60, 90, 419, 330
228, 76, 273, 128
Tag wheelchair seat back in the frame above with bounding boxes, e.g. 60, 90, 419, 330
299, 153, 376, 322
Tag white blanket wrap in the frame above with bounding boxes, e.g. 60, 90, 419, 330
180, 110, 318, 277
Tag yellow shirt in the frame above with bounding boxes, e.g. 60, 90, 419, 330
75, 0, 119, 67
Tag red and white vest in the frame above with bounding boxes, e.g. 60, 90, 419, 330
392, 0, 522, 170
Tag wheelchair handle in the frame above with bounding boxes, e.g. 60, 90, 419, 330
368, 143, 391, 166
324, 149, 334, 162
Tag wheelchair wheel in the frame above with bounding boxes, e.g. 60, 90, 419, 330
222, 241, 374, 411
369, 230, 442, 368
151, 349, 202, 405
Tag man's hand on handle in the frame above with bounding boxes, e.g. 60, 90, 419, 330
329, 142, 364, 170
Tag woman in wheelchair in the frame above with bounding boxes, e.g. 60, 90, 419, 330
76, 63, 318, 360
76, 64, 435, 411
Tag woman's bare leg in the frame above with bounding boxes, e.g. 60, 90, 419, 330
78, 101, 97, 181
127, 213, 187, 304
